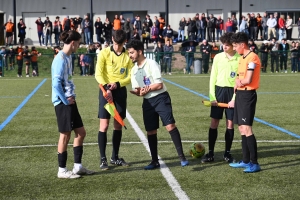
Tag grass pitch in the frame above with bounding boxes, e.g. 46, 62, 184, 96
0, 71, 300, 200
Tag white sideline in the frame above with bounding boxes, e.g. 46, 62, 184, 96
0, 140, 299, 149
126, 110, 190, 200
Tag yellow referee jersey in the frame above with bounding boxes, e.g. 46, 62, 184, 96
95, 46, 133, 87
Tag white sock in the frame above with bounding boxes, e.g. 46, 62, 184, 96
74, 163, 82, 170
59, 167, 67, 173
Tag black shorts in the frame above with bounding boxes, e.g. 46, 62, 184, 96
142, 92, 175, 131
233, 90, 257, 126
6, 32, 13, 37
98, 87, 127, 119
32, 61, 38, 68
210, 86, 234, 120
55, 102, 84, 132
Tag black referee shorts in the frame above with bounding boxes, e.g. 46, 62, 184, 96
142, 92, 175, 131
98, 87, 127, 119
55, 102, 84, 133
233, 90, 257, 126
210, 86, 234, 120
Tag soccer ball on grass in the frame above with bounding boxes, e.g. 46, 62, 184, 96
189, 142, 205, 158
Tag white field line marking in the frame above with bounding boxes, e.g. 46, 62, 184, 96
0, 140, 299, 149
164, 74, 298, 78
126, 111, 190, 200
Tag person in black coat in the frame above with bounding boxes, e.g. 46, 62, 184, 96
200, 39, 211, 73
278, 38, 290, 73
94, 17, 103, 44
17, 18, 26, 45
259, 41, 270, 72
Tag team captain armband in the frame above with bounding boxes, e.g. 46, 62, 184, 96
247, 62, 256, 70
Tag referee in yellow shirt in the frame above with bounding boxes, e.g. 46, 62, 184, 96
202, 32, 240, 164
95, 30, 133, 170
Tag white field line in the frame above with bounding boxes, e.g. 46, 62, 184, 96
164, 74, 299, 78
0, 140, 299, 149
126, 111, 190, 200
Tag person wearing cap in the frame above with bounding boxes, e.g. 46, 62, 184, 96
35, 17, 44, 46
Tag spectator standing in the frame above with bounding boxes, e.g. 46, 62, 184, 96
131, 28, 141, 41
31, 46, 41, 76
200, 39, 211, 74
285, 15, 292, 41
143, 14, 153, 29
44, 21, 52, 47
151, 24, 159, 44
178, 17, 186, 42
83, 18, 92, 46
278, 38, 289, 73
23, 45, 31, 77
163, 25, 173, 45
249, 13, 258, 40
278, 15, 286, 41
103, 18, 112, 44
256, 13, 263, 40
201, 14, 207, 40
187, 17, 196, 40
16, 44, 24, 77
290, 42, 298, 73
215, 16, 224, 42
158, 17, 165, 39
142, 23, 150, 49
274, 12, 279, 39
113, 15, 121, 31
207, 14, 216, 42
163, 40, 173, 75
239, 16, 249, 36
231, 15, 238, 33
4, 19, 14, 46
53, 16, 62, 46
296, 42, 300, 72
124, 18, 131, 43
270, 38, 279, 73
154, 40, 164, 67
225, 18, 233, 33
134, 16, 143, 40
184, 41, 196, 74
17, 18, 26, 45
0, 47, 6, 76
35, 17, 44, 46
95, 17, 103, 44
259, 41, 270, 72
120, 15, 125, 30
62, 16, 71, 31
261, 12, 268, 40
8, 46, 15, 70
267, 14, 277, 40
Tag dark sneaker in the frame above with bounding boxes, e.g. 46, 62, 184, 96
100, 158, 109, 170
144, 160, 160, 170
223, 154, 236, 163
110, 158, 129, 166
201, 154, 214, 163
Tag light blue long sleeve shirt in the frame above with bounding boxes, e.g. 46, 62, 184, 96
51, 51, 75, 106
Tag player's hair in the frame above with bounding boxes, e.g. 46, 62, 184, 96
59, 30, 81, 44
112, 29, 127, 45
220, 32, 234, 45
230, 32, 249, 44
126, 39, 144, 53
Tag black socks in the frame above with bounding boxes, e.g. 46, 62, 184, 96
58, 151, 67, 168
208, 128, 218, 156
225, 128, 234, 155
73, 146, 83, 164
112, 130, 122, 160
169, 127, 185, 160
246, 134, 258, 164
98, 131, 107, 160
147, 134, 158, 162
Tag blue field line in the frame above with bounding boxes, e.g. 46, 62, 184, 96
0, 79, 47, 131
163, 78, 300, 139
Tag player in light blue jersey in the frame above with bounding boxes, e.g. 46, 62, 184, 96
51, 30, 94, 179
